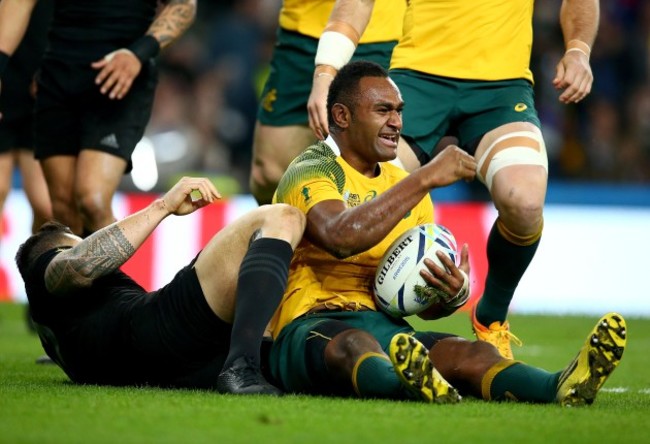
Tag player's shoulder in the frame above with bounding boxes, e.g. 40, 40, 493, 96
291, 141, 337, 164
276, 141, 346, 200
285, 141, 344, 182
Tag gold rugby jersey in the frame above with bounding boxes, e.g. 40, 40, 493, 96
278, 0, 405, 43
391, 0, 534, 82
270, 142, 433, 337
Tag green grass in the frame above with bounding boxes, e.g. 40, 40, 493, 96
1, 302, 649, 444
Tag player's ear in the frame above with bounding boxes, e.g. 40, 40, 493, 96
331, 103, 351, 129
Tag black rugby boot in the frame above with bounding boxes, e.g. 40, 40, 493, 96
216, 356, 283, 396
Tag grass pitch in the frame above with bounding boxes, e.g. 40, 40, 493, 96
1, 302, 649, 444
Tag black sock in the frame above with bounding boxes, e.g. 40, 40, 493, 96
223, 237, 293, 369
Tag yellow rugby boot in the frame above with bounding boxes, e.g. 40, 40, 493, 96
389, 333, 461, 404
556, 313, 627, 407
471, 304, 522, 359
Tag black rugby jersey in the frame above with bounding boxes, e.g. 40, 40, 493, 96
45, 0, 158, 64
26, 247, 147, 381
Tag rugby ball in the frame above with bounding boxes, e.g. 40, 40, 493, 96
373, 224, 457, 317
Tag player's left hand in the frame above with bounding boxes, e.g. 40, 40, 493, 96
420, 243, 470, 307
553, 50, 593, 104
162, 176, 222, 216
91, 49, 142, 100
417, 243, 471, 320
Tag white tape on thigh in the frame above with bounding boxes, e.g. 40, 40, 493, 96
476, 131, 548, 190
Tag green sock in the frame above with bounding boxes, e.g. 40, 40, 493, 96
476, 221, 540, 325
352, 352, 403, 399
484, 361, 560, 403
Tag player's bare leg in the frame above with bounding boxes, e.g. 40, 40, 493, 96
0, 152, 13, 227
41, 155, 83, 235
201, 204, 305, 395
75, 149, 127, 235
15, 149, 52, 231
471, 122, 548, 358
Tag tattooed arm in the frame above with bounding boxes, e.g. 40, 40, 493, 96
91, 0, 197, 100
44, 177, 221, 295
149, 0, 197, 50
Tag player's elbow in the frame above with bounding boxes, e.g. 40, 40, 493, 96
321, 232, 358, 259
170, 0, 197, 22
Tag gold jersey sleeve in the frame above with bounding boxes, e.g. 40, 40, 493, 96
278, 0, 405, 43
270, 142, 434, 337
390, 0, 534, 82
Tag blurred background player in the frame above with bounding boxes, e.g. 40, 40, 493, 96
248, 0, 406, 204
307, 0, 600, 359
0, 0, 52, 238
0, 0, 53, 343
0, 0, 196, 237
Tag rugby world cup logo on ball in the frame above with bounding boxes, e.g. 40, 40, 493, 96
374, 224, 457, 317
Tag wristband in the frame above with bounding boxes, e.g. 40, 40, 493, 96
314, 64, 337, 80
0, 51, 9, 78
565, 39, 591, 59
315, 31, 357, 70
446, 270, 470, 308
128, 35, 160, 64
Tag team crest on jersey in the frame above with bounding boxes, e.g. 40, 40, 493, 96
301, 186, 311, 204
514, 103, 528, 112
261, 88, 277, 112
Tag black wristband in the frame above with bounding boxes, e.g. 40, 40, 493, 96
127, 35, 160, 64
0, 51, 9, 78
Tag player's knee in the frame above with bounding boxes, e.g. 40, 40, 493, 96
325, 329, 381, 367
278, 204, 305, 225
496, 187, 544, 232
76, 190, 113, 226
263, 204, 306, 244
489, 161, 546, 233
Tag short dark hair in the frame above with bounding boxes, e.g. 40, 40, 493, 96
327, 60, 389, 131
15, 221, 73, 280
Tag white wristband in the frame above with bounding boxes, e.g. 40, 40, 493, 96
447, 269, 470, 308
565, 47, 590, 58
315, 31, 356, 70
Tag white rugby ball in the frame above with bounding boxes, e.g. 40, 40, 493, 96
373, 223, 458, 317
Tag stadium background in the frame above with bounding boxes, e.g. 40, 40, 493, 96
2, 0, 649, 317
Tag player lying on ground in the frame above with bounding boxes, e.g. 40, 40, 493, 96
15, 176, 305, 395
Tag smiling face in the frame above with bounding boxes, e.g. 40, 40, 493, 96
332, 76, 404, 175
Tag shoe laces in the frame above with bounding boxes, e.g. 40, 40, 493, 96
488, 321, 523, 347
